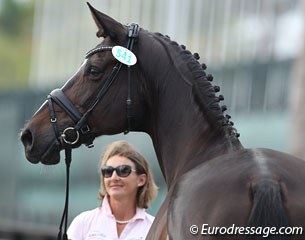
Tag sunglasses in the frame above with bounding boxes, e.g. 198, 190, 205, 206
101, 165, 136, 178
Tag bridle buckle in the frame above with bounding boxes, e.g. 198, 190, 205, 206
80, 125, 90, 134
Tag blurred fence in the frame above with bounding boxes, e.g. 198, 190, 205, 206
0, 218, 57, 240
29, 0, 302, 88
212, 59, 291, 114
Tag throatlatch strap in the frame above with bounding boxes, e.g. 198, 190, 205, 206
125, 23, 140, 134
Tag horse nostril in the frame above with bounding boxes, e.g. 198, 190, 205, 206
21, 129, 33, 149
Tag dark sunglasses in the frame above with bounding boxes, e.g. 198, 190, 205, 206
101, 165, 136, 178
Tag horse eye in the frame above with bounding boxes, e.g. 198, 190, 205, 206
86, 65, 102, 78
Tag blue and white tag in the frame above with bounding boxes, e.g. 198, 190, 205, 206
112, 46, 137, 66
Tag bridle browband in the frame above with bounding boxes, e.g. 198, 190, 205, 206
48, 23, 140, 240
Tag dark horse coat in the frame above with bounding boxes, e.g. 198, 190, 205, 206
21, 3, 305, 240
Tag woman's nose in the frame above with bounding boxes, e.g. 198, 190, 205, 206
110, 170, 120, 179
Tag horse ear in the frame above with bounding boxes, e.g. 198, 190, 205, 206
87, 2, 126, 43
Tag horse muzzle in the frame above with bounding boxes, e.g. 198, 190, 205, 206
20, 127, 61, 164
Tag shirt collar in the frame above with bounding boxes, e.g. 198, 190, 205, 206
101, 195, 146, 221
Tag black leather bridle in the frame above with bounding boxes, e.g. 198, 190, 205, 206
48, 23, 140, 240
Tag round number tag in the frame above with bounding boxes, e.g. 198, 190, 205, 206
112, 46, 137, 66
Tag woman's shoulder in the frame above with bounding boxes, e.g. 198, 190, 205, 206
73, 207, 102, 222
143, 211, 155, 224
67, 207, 102, 238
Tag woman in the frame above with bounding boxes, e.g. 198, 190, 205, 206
67, 140, 158, 240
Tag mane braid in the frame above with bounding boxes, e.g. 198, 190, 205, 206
154, 32, 239, 139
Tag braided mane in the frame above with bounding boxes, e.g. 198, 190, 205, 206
153, 32, 239, 139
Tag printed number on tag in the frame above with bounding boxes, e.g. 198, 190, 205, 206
112, 46, 137, 66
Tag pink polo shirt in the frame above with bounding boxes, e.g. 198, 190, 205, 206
67, 197, 154, 240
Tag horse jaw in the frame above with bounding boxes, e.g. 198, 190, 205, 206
25, 141, 61, 165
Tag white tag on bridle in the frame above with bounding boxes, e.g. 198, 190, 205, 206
112, 46, 137, 66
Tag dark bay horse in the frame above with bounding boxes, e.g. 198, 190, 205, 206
21, 3, 305, 240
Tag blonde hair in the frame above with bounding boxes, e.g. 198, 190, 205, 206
98, 140, 158, 209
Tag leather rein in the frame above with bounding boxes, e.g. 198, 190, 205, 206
46, 23, 140, 240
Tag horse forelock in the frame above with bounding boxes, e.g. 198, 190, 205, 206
150, 32, 240, 140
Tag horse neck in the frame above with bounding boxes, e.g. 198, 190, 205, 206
141, 36, 243, 186
147, 84, 242, 187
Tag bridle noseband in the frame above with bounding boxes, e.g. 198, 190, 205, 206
48, 23, 140, 240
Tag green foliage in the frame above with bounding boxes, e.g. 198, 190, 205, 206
0, 0, 34, 90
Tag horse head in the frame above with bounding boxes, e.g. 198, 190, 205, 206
21, 3, 241, 184
21, 4, 149, 164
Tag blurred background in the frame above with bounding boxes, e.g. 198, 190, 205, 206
1, 0, 305, 239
